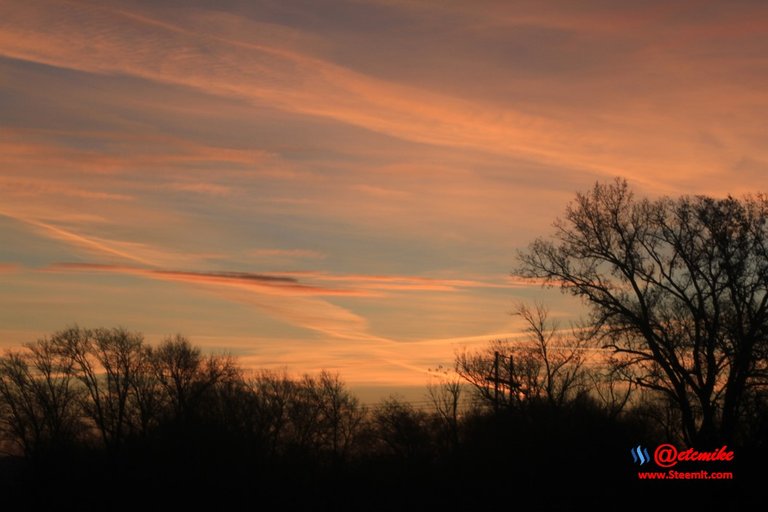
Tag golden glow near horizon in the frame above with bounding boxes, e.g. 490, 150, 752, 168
1, 0, 767, 387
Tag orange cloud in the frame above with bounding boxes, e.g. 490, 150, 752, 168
273, 271, 524, 292
4, 215, 156, 266
2, 0, 765, 388
2, 0, 761, 191
0, 176, 134, 202
47, 263, 369, 297
46, 263, 534, 297
248, 249, 326, 260
42, 262, 544, 356
166, 182, 233, 197
0, 211, 222, 268
0, 127, 269, 175
45, 262, 388, 344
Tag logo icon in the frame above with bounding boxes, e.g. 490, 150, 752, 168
631, 445, 651, 465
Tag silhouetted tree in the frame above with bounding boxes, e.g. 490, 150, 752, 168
314, 371, 365, 460
0, 325, 755, 508
127, 344, 164, 438
151, 334, 238, 422
514, 302, 588, 406
247, 370, 297, 459
372, 396, 432, 462
426, 367, 465, 450
517, 179, 768, 446
0, 339, 82, 459
455, 302, 587, 410
52, 326, 144, 452
281, 371, 364, 460
587, 363, 634, 420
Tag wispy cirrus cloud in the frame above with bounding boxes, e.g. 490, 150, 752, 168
3, 0, 764, 190
47, 263, 535, 297
0, 211, 221, 268
278, 271, 526, 292
2, 0, 765, 387
47, 262, 369, 297
42, 260, 545, 347
166, 182, 233, 197
0, 176, 134, 202
45, 262, 387, 343
5, 215, 157, 266
0, 127, 270, 175
248, 248, 326, 260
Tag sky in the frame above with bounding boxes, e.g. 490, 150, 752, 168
1, 0, 767, 395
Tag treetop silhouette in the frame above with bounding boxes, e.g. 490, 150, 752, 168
517, 178, 768, 446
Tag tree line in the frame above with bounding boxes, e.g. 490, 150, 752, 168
1, 179, 765, 508
0, 324, 761, 508
0, 327, 370, 462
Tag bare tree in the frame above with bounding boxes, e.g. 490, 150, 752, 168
314, 371, 365, 460
587, 364, 634, 420
455, 303, 587, 410
286, 373, 325, 453
151, 334, 238, 422
0, 339, 82, 458
514, 302, 587, 407
426, 366, 465, 449
454, 340, 509, 408
127, 344, 164, 437
247, 370, 297, 458
280, 371, 365, 460
517, 178, 768, 445
52, 326, 144, 452
372, 396, 432, 461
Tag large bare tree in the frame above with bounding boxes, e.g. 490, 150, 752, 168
517, 179, 768, 446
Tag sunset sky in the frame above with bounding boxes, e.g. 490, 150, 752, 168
1, 0, 767, 395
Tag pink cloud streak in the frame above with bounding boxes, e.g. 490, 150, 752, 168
2, 0, 758, 190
